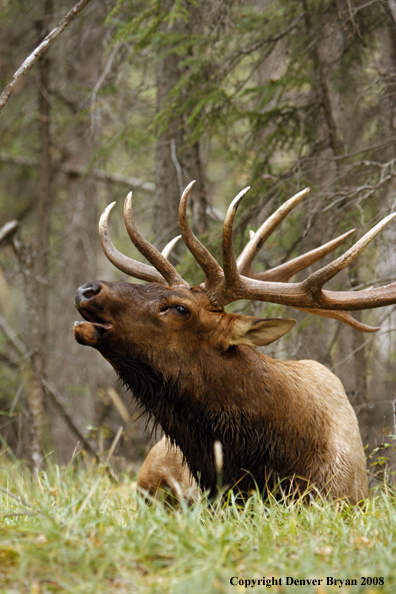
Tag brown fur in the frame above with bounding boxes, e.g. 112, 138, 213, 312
138, 436, 197, 500
74, 280, 368, 504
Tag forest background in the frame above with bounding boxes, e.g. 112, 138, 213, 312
1, 0, 396, 478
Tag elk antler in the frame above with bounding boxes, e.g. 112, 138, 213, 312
178, 181, 223, 291
178, 183, 396, 329
235, 190, 377, 332
161, 235, 182, 259
100, 183, 396, 332
237, 188, 311, 277
123, 192, 188, 287
99, 202, 165, 284
218, 193, 396, 312
99, 196, 189, 287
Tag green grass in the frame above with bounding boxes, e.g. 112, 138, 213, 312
1, 455, 396, 594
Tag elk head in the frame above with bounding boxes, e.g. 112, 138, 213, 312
75, 181, 396, 362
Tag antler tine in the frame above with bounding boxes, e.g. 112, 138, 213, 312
124, 192, 189, 288
161, 235, 182, 259
302, 213, 396, 295
233, 212, 396, 313
240, 200, 384, 332
295, 307, 380, 333
237, 188, 310, 275
222, 186, 251, 288
178, 181, 223, 288
99, 203, 166, 284
249, 226, 383, 332
254, 229, 356, 282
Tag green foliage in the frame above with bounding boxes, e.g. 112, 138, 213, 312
107, 0, 306, 158
369, 436, 396, 478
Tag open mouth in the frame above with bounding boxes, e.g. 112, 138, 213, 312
75, 305, 111, 330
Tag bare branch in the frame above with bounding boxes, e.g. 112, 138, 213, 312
170, 138, 184, 195
0, 153, 155, 193
0, 309, 99, 461
0, 312, 29, 359
227, 13, 304, 61
42, 379, 99, 460
0, 0, 93, 113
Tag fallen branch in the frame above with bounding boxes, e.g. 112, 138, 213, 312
0, 0, 93, 113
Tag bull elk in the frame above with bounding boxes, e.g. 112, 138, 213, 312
74, 182, 396, 504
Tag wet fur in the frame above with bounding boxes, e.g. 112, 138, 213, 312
75, 281, 368, 504
100, 340, 366, 502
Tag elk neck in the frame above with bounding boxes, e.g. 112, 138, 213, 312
98, 339, 330, 496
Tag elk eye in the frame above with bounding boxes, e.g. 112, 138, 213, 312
175, 305, 189, 316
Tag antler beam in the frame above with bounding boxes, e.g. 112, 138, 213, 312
195, 186, 396, 324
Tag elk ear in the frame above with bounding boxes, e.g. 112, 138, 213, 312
227, 316, 296, 348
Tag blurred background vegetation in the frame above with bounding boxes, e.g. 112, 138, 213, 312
1, 0, 396, 477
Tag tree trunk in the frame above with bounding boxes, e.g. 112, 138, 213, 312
47, 2, 106, 463
154, 7, 207, 252
348, 270, 370, 447
24, 0, 54, 473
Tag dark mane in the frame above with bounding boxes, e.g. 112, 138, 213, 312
100, 348, 307, 498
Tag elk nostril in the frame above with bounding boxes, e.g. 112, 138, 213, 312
81, 281, 102, 299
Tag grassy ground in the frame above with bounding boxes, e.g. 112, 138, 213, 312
0, 454, 395, 594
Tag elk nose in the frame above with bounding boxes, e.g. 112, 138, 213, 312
75, 281, 102, 305
81, 281, 102, 298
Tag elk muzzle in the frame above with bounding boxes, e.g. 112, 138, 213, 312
74, 281, 112, 346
